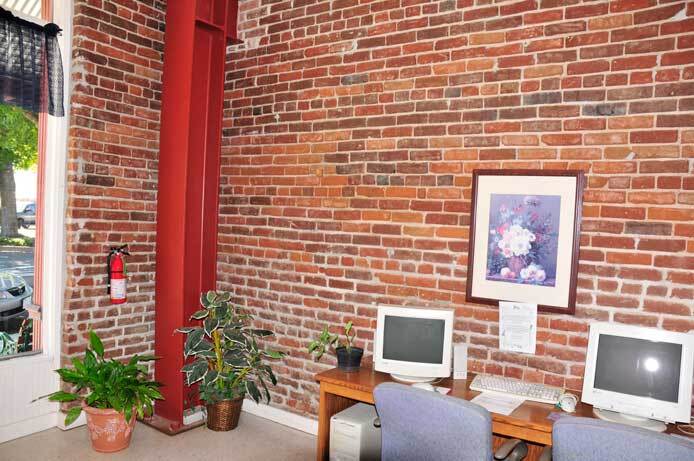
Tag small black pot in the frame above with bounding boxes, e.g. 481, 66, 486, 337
336, 346, 363, 372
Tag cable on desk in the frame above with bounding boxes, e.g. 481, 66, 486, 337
675, 417, 694, 436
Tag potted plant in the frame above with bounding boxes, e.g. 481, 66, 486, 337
45, 331, 162, 453
177, 290, 285, 431
0, 331, 16, 356
308, 321, 363, 372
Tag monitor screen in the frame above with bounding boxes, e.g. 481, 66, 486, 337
382, 315, 445, 364
594, 334, 682, 403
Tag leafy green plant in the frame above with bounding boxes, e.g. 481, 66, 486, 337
308, 321, 356, 361
0, 104, 37, 169
45, 331, 163, 426
0, 103, 38, 238
0, 236, 34, 247
177, 291, 285, 405
17, 318, 33, 353
0, 331, 17, 356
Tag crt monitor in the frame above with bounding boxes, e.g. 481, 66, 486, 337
582, 321, 694, 432
374, 306, 454, 383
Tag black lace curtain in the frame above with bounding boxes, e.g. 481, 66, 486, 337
0, 7, 64, 116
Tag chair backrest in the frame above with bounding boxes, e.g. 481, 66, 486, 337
552, 416, 694, 461
373, 382, 493, 461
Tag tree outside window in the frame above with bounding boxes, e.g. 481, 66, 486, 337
0, 103, 38, 240
0, 103, 38, 357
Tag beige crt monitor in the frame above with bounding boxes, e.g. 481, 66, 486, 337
374, 306, 454, 384
581, 321, 694, 432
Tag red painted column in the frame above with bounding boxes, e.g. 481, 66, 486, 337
153, 0, 239, 432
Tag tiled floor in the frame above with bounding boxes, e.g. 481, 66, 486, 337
0, 413, 316, 460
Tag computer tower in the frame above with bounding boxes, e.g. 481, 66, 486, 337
330, 403, 381, 461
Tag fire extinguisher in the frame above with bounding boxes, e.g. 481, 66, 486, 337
107, 244, 129, 304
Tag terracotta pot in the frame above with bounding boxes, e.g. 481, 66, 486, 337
82, 403, 136, 453
206, 397, 244, 431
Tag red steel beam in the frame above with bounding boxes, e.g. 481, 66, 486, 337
153, 0, 238, 432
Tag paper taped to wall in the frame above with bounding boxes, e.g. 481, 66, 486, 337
499, 301, 537, 354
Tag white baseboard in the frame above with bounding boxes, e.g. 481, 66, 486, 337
0, 413, 58, 444
32, 403, 317, 437
242, 399, 318, 435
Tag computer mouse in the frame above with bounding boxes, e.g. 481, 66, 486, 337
411, 382, 436, 392
557, 393, 578, 413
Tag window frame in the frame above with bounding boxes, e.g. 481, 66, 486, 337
0, 0, 69, 363
1, 0, 51, 355
0, 0, 77, 441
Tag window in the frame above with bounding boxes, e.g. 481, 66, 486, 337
0, 0, 47, 358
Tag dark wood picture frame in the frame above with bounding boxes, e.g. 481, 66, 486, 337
465, 169, 585, 315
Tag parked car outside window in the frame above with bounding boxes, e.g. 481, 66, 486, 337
16, 203, 36, 229
0, 272, 33, 348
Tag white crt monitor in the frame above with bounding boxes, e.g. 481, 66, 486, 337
582, 321, 694, 432
374, 306, 454, 383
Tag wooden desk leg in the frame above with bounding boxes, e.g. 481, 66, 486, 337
316, 384, 357, 461
316, 386, 331, 461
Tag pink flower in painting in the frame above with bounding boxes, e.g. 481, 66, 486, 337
535, 269, 546, 282
520, 263, 543, 281
497, 224, 533, 257
500, 267, 516, 279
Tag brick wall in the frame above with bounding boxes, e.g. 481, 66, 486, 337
63, 0, 165, 362
219, 0, 694, 417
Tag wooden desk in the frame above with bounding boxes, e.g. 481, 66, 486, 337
315, 367, 593, 461
316, 366, 692, 460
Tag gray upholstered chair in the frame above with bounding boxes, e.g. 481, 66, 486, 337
546, 416, 694, 461
373, 382, 528, 461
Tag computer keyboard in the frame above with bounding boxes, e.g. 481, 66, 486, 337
470, 374, 563, 405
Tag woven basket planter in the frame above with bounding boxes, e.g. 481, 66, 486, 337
206, 397, 244, 431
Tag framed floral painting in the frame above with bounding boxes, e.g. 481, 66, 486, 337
466, 170, 585, 314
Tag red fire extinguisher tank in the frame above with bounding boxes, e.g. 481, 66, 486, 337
108, 245, 129, 304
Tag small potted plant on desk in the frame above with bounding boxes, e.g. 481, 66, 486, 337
177, 291, 285, 431
45, 331, 163, 453
308, 321, 363, 372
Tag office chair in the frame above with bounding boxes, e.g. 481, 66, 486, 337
374, 382, 528, 461
542, 416, 694, 461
